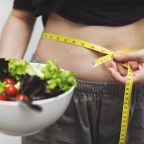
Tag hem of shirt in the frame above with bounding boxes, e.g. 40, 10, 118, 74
56, 11, 144, 27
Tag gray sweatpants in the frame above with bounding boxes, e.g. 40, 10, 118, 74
22, 55, 144, 144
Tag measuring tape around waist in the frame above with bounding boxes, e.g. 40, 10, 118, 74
42, 32, 138, 144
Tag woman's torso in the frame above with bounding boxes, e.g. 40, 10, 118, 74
36, 12, 144, 81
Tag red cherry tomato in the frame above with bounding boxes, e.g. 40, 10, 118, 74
4, 85, 18, 96
3, 77, 16, 85
16, 94, 29, 101
0, 94, 7, 101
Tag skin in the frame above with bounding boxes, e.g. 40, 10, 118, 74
114, 49, 144, 62
108, 61, 144, 84
0, 10, 144, 84
108, 49, 144, 84
0, 10, 36, 58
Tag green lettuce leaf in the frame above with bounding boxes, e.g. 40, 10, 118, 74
8, 58, 29, 80
42, 60, 77, 91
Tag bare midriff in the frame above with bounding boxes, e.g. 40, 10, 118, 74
36, 12, 144, 81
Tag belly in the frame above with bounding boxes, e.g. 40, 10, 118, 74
36, 13, 144, 81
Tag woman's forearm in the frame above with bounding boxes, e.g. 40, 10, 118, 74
0, 10, 36, 59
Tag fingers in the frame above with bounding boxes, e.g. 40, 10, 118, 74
108, 61, 144, 84
114, 50, 144, 62
116, 62, 127, 76
108, 61, 126, 84
128, 61, 139, 71
133, 64, 144, 83
139, 64, 144, 71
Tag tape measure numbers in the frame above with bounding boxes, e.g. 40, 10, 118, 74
119, 64, 133, 144
42, 32, 138, 144
42, 33, 113, 55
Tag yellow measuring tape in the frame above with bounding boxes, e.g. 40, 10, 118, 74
42, 32, 138, 144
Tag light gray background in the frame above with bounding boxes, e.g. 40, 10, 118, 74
0, 0, 43, 143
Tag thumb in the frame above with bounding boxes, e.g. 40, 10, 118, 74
114, 50, 144, 62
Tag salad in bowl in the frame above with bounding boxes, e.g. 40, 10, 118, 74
0, 58, 77, 136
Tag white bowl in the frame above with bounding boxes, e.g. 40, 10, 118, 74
0, 86, 74, 136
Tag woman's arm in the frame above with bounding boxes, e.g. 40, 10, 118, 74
0, 9, 36, 59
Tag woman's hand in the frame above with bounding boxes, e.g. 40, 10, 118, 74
114, 49, 144, 62
108, 49, 144, 84
108, 61, 144, 84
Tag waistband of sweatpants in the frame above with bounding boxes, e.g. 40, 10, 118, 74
31, 53, 143, 96
75, 79, 143, 96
